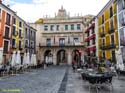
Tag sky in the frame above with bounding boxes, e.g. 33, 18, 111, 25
2, 0, 110, 22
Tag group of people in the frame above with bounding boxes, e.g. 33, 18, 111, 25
71, 52, 117, 74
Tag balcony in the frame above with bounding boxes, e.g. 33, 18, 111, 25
12, 45, 16, 49
108, 28, 114, 34
39, 42, 84, 48
3, 35, 10, 39
100, 32, 105, 37
13, 31, 18, 36
25, 45, 29, 48
105, 43, 116, 49
100, 45, 106, 50
19, 47, 23, 50
109, 43, 116, 49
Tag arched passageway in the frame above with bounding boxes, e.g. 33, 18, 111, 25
57, 49, 67, 65
72, 49, 81, 68
44, 50, 53, 65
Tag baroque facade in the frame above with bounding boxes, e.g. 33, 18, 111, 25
30, 7, 93, 65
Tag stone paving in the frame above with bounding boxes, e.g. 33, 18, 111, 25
0, 66, 125, 93
0, 65, 67, 93
66, 67, 125, 93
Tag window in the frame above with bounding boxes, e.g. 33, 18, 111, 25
87, 32, 89, 36
120, 28, 125, 46
71, 24, 74, 30
12, 39, 16, 48
3, 40, 9, 53
93, 50, 96, 56
92, 39, 95, 44
65, 25, 68, 30
122, 0, 125, 9
4, 26, 10, 38
6, 13, 11, 25
46, 39, 51, 46
110, 19, 114, 29
87, 41, 90, 46
12, 26, 16, 35
110, 6, 113, 18
102, 39, 105, 45
30, 42, 33, 48
56, 25, 59, 31
19, 41, 22, 49
25, 40, 29, 48
103, 52, 105, 58
102, 15, 104, 24
74, 38, 79, 45
50, 25, 54, 31
14, 18, 16, 24
44, 25, 48, 31
67, 36, 70, 44
59, 38, 65, 46
31, 30, 32, 37
112, 50, 116, 62
19, 21, 22, 27
74, 38, 79, 43
77, 24, 81, 30
92, 28, 95, 34
19, 29, 22, 38
0, 8, 1, 18
111, 34, 114, 44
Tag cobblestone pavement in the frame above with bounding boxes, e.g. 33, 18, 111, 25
66, 67, 125, 93
0, 66, 125, 93
0, 65, 67, 93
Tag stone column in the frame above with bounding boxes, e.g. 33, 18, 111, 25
53, 53, 57, 65
67, 52, 72, 65
81, 52, 84, 63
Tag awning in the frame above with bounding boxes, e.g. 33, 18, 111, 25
90, 34, 96, 39
85, 28, 90, 33
89, 46, 96, 51
84, 37, 90, 42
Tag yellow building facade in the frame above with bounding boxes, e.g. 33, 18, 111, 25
11, 16, 24, 54
97, 0, 118, 62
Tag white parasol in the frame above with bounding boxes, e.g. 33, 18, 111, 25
23, 53, 27, 65
15, 51, 21, 65
10, 51, 16, 67
26, 52, 30, 65
30, 54, 34, 66
33, 54, 37, 66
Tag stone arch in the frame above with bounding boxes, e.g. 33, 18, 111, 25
56, 48, 68, 65
72, 49, 82, 68
43, 49, 53, 64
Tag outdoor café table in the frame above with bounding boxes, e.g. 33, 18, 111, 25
81, 72, 113, 92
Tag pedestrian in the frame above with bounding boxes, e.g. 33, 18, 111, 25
72, 60, 76, 72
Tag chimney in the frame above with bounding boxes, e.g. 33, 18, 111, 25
0, 0, 2, 4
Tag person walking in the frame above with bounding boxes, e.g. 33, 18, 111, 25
72, 60, 76, 72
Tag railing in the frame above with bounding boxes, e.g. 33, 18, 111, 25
104, 43, 116, 50
12, 45, 16, 49
3, 35, 10, 39
39, 42, 84, 47
108, 28, 114, 34
100, 45, 106, 50
100, 32, 105, 37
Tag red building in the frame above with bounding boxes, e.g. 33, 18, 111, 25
84, 17, 96, 58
